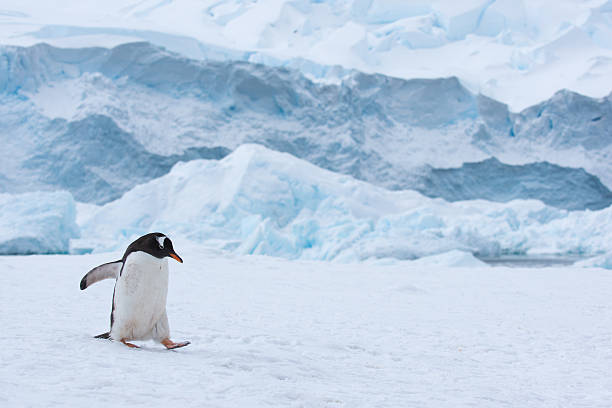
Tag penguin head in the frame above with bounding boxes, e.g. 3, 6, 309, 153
125, 232, 183, 263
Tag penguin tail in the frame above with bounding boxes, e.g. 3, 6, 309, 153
94, 332, 111, 340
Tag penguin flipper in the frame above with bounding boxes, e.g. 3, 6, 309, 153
94, 332, 111, 339
80, 260, 122, 290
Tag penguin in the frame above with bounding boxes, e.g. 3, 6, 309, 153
80, 232, 190, 349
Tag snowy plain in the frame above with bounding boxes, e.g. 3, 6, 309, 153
2, 250, 612, 407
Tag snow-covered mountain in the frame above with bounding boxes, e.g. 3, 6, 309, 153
2, 42, 611, 210
1, 0, 612, 110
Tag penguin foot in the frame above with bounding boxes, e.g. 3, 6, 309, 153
161, 339, 191, 350
120, 339, 140, 348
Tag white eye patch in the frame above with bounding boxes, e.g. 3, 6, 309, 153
156, 236, 166, 249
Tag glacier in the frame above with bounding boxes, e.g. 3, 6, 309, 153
24, 114, 229, 203
1, 0, 612, 111
1, 42, 612, 210
73, 145, 612, 265
0, 191, 79, 255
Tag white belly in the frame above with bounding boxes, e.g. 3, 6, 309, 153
111, 251, 169, 341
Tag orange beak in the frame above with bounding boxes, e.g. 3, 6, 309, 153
169, 252, 183, 263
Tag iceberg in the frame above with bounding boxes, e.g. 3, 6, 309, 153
576, 252, 612, 269
0, 191, 79, 254
76, 145, 612, 264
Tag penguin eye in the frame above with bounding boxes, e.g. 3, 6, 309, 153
155, 236, 165, 250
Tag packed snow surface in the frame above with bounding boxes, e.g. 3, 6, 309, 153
0, 191, 78, 254
1, 251, 612, 407
75, 145, 612, 264
1, 0, 612, 110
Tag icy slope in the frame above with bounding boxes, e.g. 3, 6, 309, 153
76, 145, 612, 263
2, 42, 611, 208
1, 0, 612, 110
2, 252, 612, 407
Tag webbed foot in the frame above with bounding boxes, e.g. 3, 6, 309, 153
121, 339, 140, 348
161, 339, 191, 349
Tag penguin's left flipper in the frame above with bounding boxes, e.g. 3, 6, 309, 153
162, 339, 191, 350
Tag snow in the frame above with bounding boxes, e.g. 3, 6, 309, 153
74, 145, 612, 265
0, 191, 79, 254
2, 251, 612, 406
0, 1, 611, 110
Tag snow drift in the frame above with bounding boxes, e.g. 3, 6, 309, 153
75, 145, 612, 263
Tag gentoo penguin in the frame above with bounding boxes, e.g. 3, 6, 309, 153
80, 232, 190, 349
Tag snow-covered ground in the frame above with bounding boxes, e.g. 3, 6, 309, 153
1, 0, 611, 110
1, 250, 612, 407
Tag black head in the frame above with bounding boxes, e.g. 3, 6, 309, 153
123, 232, 183, 263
